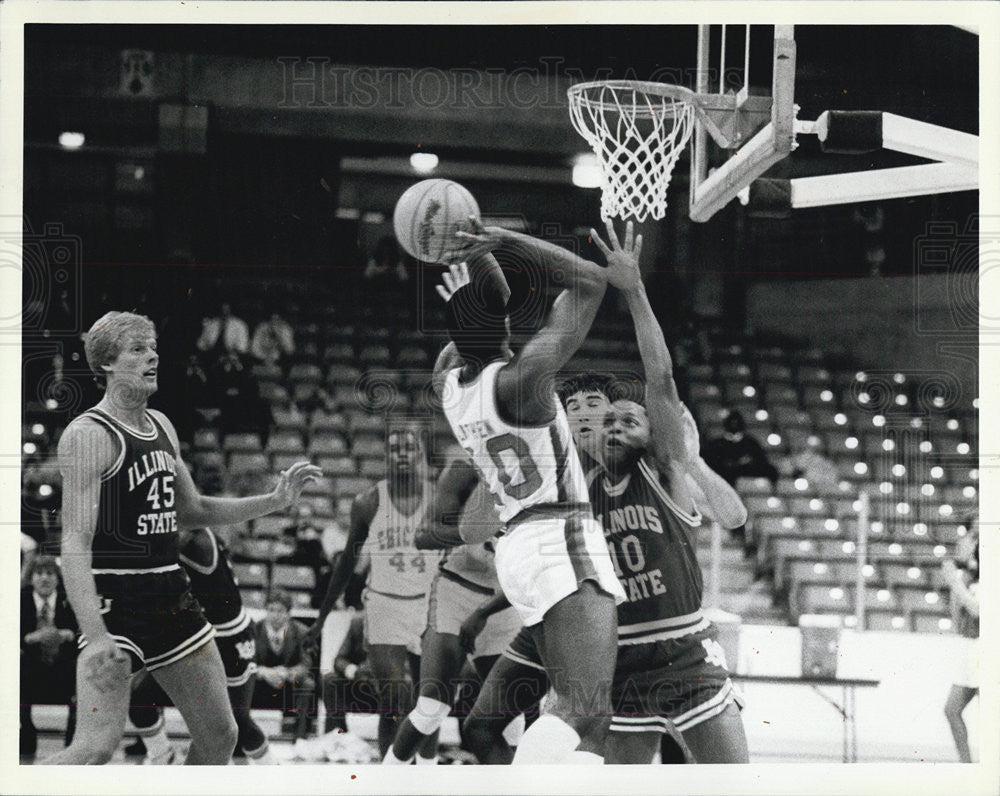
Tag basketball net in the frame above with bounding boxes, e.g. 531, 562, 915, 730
568, 81, 697, 222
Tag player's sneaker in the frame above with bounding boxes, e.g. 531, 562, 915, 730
143, 747, 177, 765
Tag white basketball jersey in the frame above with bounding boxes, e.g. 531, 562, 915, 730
443, 361, 590, 523
364, 479, 439, 598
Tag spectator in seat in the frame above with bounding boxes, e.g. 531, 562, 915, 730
20, 555, 78, 759
364, 236, 410, 285
197, 301, 249, 357
252, 589, 316, 751
250, 312, 295, 369
215, 352, 270, 441
702, 410, 779, 489
943, 521, 979, 763
321, 612, 379, 734
279, 504, 333, 608
702, 409, 778, 552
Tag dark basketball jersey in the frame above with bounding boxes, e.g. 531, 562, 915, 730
179, 528, 248, 634
590, 457, 708, 645
80, 408, 180, 574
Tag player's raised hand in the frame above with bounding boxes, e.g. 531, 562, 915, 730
274, 461, 324, 506
435, 260, 471, 303
454, 215, 505, 259
589, 218, 643, 292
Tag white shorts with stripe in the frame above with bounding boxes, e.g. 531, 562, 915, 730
363, 587, 428, 655
426, 569, 522, 658
494, 510, 625, 627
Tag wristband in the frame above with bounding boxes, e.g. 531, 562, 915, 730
345, 663, 358, 680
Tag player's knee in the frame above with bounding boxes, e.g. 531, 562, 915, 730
409, 696, 452, 735
561, 710, 610, 746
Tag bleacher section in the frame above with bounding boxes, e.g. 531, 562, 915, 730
21, 281, 977, 633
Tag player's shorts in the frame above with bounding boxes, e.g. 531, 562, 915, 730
501, 622, 744, 735
953, 635, 979, 689
363, 587, 428, 656
426, 569, 523, 659
80, 567, 215, 674
610, 624, 745, 735
501, 625, 546, 673
494, 508, 625, 627
213, 608, 258, 687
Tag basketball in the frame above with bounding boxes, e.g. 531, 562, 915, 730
393, 179, 481, 265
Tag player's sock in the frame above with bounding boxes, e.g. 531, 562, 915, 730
142, 724, 171, 762
415, 754, 438, 765
502, 714, 526, 748
244, 740, 274, 764
382, 746, 411, 765
511, 715, 580, 765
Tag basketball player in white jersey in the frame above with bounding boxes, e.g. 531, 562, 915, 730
308, 423, 441, 757
47, 311, 321, 764
429, 222, 640, 764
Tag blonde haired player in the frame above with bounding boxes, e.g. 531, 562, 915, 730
430, 224, 636, 764
46, 311, 321, 764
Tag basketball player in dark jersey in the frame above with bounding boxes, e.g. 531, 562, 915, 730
462, 222, 750, 764
128, 526, 273, 764
46, 311, 320, 764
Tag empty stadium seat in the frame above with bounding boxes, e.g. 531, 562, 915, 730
252, 516, 288, 538
272, 453, 303, 471
232, 562, 269, 589
289, 363, 323, 383
272, 407, 308, 431
259, 382, 290, 403
223, 433, 263, 452
241, 589, 267, 610
352, 436, 384, 458
359, 458, 387, 479
308, 433, 348, 456
327, 363, 362, 385
192, 450, 226, 471
266, 430, 305, 454
322, 456, 357, 477
324, 343, 357, 363
310, 411, 348, 434
334, 476, 373, 499
271, 564, 316, 591
228, 451, 270, 473
193, 428, 221, 450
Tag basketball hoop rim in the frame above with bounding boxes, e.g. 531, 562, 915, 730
568, 80, 740, 120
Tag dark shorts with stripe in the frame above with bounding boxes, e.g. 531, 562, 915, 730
214, 615, 258, 687
81, 568, 215, 674
611, 625, 743, 735
502, 623, 743, 734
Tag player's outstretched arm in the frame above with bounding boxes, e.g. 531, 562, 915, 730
456, 218, 611, 424
415, 456, 480, 550
593, 220, 688, 472
678, 405, 748, 529
306, 486, 378, 641
149, 409, 322, 530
